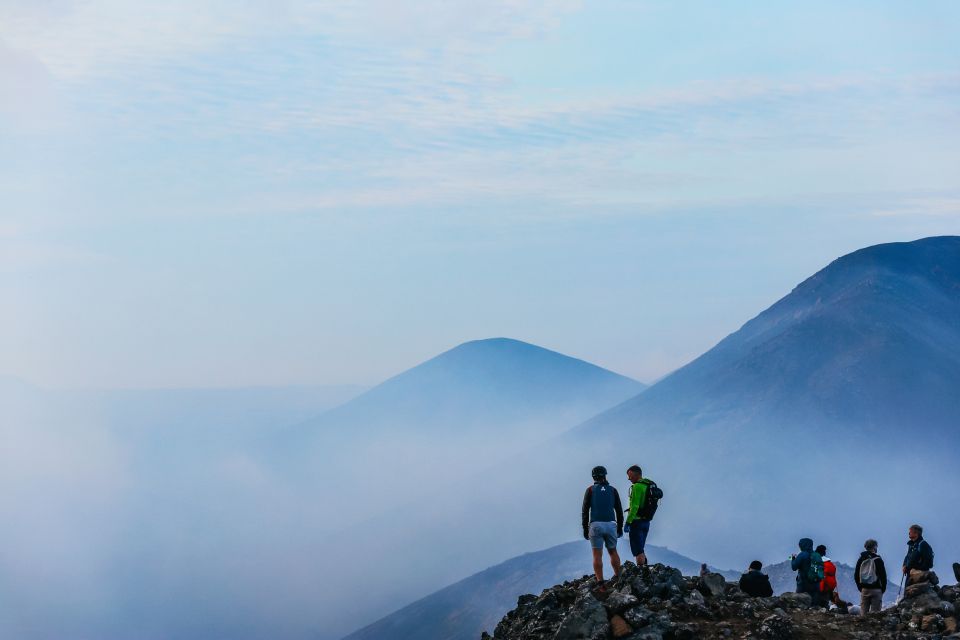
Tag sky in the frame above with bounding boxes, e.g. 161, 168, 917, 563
2, 0, 960, 389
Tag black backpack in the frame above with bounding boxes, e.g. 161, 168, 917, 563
637, 479, 663, 521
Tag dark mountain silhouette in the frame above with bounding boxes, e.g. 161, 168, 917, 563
343, 542, 737, 640
579, 235, 960, 441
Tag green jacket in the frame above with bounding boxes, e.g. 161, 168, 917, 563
626, 480, 649, 524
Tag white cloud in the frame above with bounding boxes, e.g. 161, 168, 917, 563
0, 0, 579, 80
871, 196, 960, 218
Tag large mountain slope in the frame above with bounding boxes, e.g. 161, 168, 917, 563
344, 542, 737, 640
582, 235, 960, 440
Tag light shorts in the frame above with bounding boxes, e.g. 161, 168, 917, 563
589, 521, 618, 550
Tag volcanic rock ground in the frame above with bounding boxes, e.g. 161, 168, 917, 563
484, 562, 959, 639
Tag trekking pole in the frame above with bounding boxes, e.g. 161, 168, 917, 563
896, 574, 905, 603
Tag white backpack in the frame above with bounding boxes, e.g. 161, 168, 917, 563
859, 556, 878, 584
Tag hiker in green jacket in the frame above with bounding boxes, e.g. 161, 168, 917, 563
624, 465, 653, 566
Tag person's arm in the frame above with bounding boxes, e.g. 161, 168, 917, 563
854, 557, 863, 590
581, 487, 592, 539
627, 482, 647, 523
739, 574, 748, 592
877, 557, 887, 592
791, 553, 802, 571
613, 488, 624, 535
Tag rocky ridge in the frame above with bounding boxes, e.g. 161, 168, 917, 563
483, 562, 959, 639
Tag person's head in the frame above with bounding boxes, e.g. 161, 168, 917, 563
909, 524, 923, 541
749, 560, 763, 571
591, 465, 607, 482
815, 544, 827, 556
626, 465, 642, 482
864, 539, 878, 553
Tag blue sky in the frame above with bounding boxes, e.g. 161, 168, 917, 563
2, 0, 959, 388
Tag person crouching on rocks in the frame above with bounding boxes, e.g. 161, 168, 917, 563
817, 545, 838, 607
854, 538, 887, 615
739, 560, 774, 597
791, 538, 824, 604
902, 524, 935, 585
582, 465, 623, 590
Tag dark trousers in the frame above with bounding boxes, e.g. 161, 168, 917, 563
628, 519, 651, 557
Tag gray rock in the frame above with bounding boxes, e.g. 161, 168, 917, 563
602, 588, 639, 614
622, 605, 654, 629
698, 573, 727, 598
777, 592, 812, 609
553, 594, 609, 640
684, 590, 705, 607
758, 613, 794, 639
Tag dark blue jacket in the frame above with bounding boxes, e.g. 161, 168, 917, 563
581, 481, 624, 531
903, 537, 934, 572
791, 538, 818, 592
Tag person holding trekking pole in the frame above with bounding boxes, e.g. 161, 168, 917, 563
902, 524, 934, 586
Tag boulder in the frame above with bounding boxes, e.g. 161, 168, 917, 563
758, 613, 794, 639
946, 616, 958, 634
698, 573, 727, 598
778, 592, 812, 609
602, 588, 638, 614
623, 605, 655, 629
609, 614, 632, 638
553, 594, 609, 640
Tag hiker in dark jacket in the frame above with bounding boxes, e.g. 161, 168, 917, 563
739, 560, 774, 597
902, 524, 934, 584
854, 538, 887, 615
582, 465, 623, 588
791, 538, 822, 601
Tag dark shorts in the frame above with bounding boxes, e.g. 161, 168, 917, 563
628, 519, 650, 556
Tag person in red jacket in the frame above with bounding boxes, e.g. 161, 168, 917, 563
817, 545, 838, 608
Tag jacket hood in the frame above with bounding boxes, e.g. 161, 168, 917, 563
822, 556, 832, 563
798, 538, 814, 552
860, 550, 878, 559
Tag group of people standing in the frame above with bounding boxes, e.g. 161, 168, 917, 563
743, 524, 936, 615
580, 465, 661, 591
580, 465, 950, 614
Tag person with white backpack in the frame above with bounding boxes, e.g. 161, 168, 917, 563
854, 539, 888, 615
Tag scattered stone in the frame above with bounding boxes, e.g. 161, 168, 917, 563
609, 614, 632, 638
777, 592, 812, 609
484, 560, 960, 639
602, 588, 638, 614
553, 594, 608, 640
758, 613, 793, 639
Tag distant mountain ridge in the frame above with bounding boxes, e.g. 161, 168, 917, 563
284, 337, 644, 441
269, 338, 645, 503
343, 541, 737, 640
